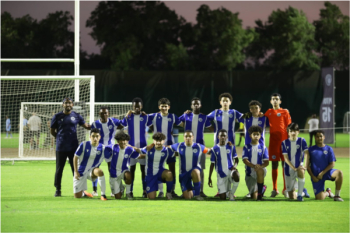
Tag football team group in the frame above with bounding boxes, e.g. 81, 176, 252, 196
50, 93, 344, 202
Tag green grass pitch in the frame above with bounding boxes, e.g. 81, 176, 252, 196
1, 157, 349, 232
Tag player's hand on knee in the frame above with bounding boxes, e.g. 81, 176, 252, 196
311, 176, 319, 183
317, 172, 324, 180
74, 172, 80, 180
254, 164, 261, 171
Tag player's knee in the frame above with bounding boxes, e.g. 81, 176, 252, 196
124, 171, 131, 182
337, 170, 343, 178
74, 192, 82, 198
232, 171, 240, 182
191, 169, 200, 177
166, 171, 173, 181
95, 168, 104, 177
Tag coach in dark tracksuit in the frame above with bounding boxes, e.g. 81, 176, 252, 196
50, 98, 91, 197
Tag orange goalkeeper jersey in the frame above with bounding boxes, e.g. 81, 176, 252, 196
265, 108, 291, 143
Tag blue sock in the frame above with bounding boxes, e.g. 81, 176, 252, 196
142, 179, 146, 191
130, 181, 134, 192
166, 181, 174, 193
92, 179, 98, 188
193, 182, 201, 196
6, 132, 8, 137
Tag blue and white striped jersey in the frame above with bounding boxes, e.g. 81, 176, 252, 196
121, 114, 151, 148
171, 142, 209, 174
179, 113, 212, 145
242, 144, 269, 176
149, 113, 182, 145
210, 144, 237, 178
106, 145, 139, 178
207, 109, 243, 144
91, 118, 120, 146
238, 116, 269, 145
141, 146, 175, 176
74, 141, 112, 176
282, 138, 308, 175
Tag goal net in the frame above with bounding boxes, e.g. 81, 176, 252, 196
0, 76, 94, 159
343, 111, 350, 133
18, 102, 132, 159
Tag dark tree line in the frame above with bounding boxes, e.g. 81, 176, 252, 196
2, 1, 348, 71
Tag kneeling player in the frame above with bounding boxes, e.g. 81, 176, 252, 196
242, 126, 269, 201
140, 132, 175, 200
306, 130, 343, 201
73, 128, 112, 200
107, 131, 145, 200
282, 123, 309, 201
170, 130, 210, 200
208, 129, 240, 201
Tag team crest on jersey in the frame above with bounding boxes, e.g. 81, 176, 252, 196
109, 125, 113, 129
161, 153, 165, 156
198, 118, 203, 122
226, 149, 230, 154
87, 149, 89, 152
193, 149, 198, 153
229, 114, 233, 118
324, 151, 328, 154
150, 152, 153, 155
181, 148, 183, 151
146, 187, 150, 191
248, 149, 250, 152
97, 151, 101, 155
71, 117, 75, 121
296, 145, 300, 149
258, 121, 262, 125
168, 118, 172, 122
218, 115, 221, 118
258, 149, 262, 153
61, 119, 63, 121
114, 153, 117, 155
140, 118, 144, 121
124, 154, 128, 158
272, 155, 276, 159
277, 113, 281, 117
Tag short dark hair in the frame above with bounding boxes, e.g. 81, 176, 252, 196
271, 93, 282, 100
249, 100, 262, 109
62, 97, 73, 103
314, 130, 325, 136
158, 98, 171, 106
115, 131, 130, 141
248, 126, 263, 135
184, 130, 193, 135
152, 132, 166, 141
287, 123, 299, 132
191, 97, 201, 102
90, 128, 100, 135
132, 97, 143, 105
218, 129, 227, 135
312, 114, 316, 118
219, 93, 232, 102
99, 106, 109, 111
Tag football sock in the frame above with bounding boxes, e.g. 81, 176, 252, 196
92, 179, 98, 188
231, 180, 239, 195
93, 186, 97, 192
158, 183, 164, 193
98, 176, 106, 196
257, 182, 263, 195
126, 184, 131, 194
335, 190, 340, 196
142, 179, 146, 191
166, 181, 174, 193
325, 191, 330, 197
193, 182, 201, 196
297, 178, 305, 196
130, 181, 134, 192
272, 169, 278, 190
282, 166, 286, 191
172, 177, 176, 192
200, 171, 204, 192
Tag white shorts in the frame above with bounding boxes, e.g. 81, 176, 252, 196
285, 169, 299, 192
109, 171, 127, 194
217, 173, 233, 194
245, 168, 267, 194
129, 158, 146, 166
73, 170, 97, 194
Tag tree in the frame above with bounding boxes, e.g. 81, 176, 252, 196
314, 1, 349, 70
248, 7, 320, 71
86, 1, 186, 70
181, 5, 255, 70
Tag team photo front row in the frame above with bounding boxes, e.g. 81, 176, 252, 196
50, 94, 343, 202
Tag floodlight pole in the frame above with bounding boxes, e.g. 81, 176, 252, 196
74, 0, 80, 102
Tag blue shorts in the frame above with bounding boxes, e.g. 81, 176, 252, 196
167, 156, 176, 164
179, 168, 201, 192
145, 169, 165, 194
311, 169, 337, 195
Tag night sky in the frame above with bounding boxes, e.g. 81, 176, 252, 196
2, 1, 349, 54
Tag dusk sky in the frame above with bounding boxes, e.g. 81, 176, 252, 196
2, 1, 349, 55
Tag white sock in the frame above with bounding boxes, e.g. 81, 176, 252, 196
335, 190, 340, 196
231, 181, 239, 195
297, 178, 305, 196
98, 176, 106, 195
158, 183, 163, 192
325, 191, 329, 197
126, 184, 131, 194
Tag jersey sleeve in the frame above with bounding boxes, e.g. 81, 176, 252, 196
238, 117, 244, 123
50, 114, 58, 128
104, 146, 113, 162
112, 118, 120, 127
265, 116, 270, 127
78, 114, 85, 126
200, 144, 209, 154
75, 142, 84, 156
171, 143, 179, 152
174, 114, 182, 126
91, 122, 96, 129
147, 114, 155, 126
302, 138, 308, 151
263, 147, 269, 160
328, 147, 336, 163
281, 141, 288, 155
235, 110, 243, 120
128, 147, 139, 159
141, 147, 147, 155
178, 114, 185, 123
264, 109, 270, 118
285, 110, 292, 126
207, 110, 216, 121
232, 145, 237, 158
204, 116, 212, 128
167, 147, 175, 157
210, 152, 216, 163
120, 117, 128, 127
242, 146, 248, 160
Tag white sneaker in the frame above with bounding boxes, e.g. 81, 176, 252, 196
121, 185, 126, 197
193, 195, 204, 201
270, 190, 280, 197
110, 193, 115, 197
245, 193, 251, 198
283, 190, 289, 198
92, 191, 98, 197
326, 188, 335, 198
229, 192, 235, 201
166, 192, 173, 200
126, 193, 133, 200
334, 196, 344, 202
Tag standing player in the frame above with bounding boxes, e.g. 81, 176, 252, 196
207, 93, 243, 145
282, 123, 309, 201
308, 114, 319, 146
139, 132, 175, 200
208, 129, 240, 201
149, 98, 183, 197
264, 93, 291, 197
179, 97, 212, 197
28, 113, 42, 149
107, 131, 145, 200
306, 130, 343, 201
51, 98, 91, 197
73, 128, 111, 201
121, 98, 151, 198
5, 116, 12, 138
242, 126, 269, 201
90, 106, 122, 196
236, 122, 245, 146
170, 130, 210, 200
